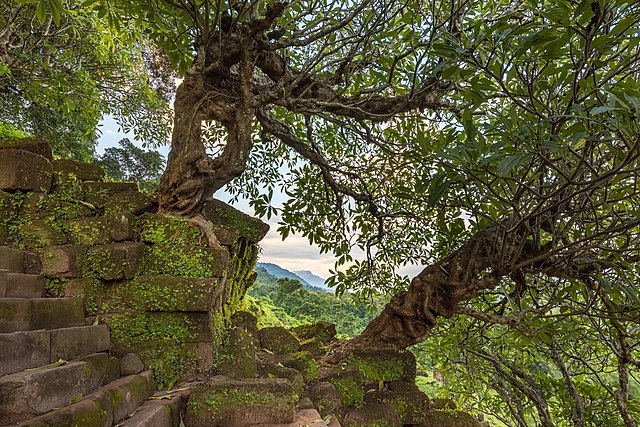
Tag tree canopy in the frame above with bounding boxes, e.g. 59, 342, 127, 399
0, 0, 173, 160
8, 0, 640, 425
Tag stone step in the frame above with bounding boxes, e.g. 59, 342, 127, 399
0, 352, 118, 425
0, 297, 84, 333
14, 370, 155, 427
120, 385, 192, 427
0, 272, 45, 298
0, 324, 110, 376
253, 408, 334, 427
0, 246, 25, 273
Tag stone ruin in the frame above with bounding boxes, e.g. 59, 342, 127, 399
0, 138, 486, 426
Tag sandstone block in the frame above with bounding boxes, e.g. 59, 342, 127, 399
0, 329, 50, 376
105, 191, 151, 214
259, 326, 301, 355
64, 216, 111, 245
201, 199, 270, 243
52, 159, 105, 181
0, 298, 30, 332
0, 353, 110, 425
125, 275, 217, 312
218, 326, 257, 379
0, 149, 52, 192
140, 212, 204, 246
119, 352, 145, 376
119, 389, 185, 427
88, 370, 155, 426
109, 211, 137, 241
351, 349, 416, 384
342, 401, 401, 427
2, 272, 45, 298
83, 181, 139, 207
0, 246, 25, 273
419, 410, 485, 427
50, 171, 84, 201
23, 251, 42, 274
0, 137, 53, 160
18, 220, 68, 248
259, 362, 305, 393
30, 297, 85, 330
185, 377, 296, 427
50, 324, 110, 361
278, 351, 319, 383
15, 398, 107, 427
294, 321, 337, 344
303, 381, 341, 416
20, 192, 94, 220
39, 244, 88, 277
0, 222, 7, 246
142, 244, 229, 278
86, 242, 144, 280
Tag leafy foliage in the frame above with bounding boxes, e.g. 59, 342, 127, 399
96, 138, 165, 193
0, 1, 173, 160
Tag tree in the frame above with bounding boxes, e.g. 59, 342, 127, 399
96, 138, 165, 193
0, 0, 173, 160
43, 0, 640, 424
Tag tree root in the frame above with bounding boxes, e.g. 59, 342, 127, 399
188, 214, 223, 249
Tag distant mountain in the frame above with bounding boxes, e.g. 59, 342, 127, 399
293, 270, 329, 290
255, 262, 331, 293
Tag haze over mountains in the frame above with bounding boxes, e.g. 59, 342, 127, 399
255, 262, 332, 292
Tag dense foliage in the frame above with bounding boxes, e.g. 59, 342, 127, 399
0, 1, 173, 160
96, 138, 165, 193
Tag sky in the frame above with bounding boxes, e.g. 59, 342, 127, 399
96, 116, 354, 279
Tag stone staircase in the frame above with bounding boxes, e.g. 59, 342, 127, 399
0, 246, 189, 427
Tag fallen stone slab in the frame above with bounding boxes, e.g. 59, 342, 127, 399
185, 377, 296, 427
120, 384, 191, 427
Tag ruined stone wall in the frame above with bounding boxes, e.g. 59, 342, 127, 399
0, 138, 269, 388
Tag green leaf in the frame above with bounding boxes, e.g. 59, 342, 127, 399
49, 0, 63, 26
497, 154, 522, 176
36, 0, 47, 24
591, 105, 614, 115
428, 180, 450, 207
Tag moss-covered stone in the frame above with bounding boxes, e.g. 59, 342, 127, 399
108, 211, 137, 242
85, 242, 144, 280
299, 337, 323, 356
278, 351, 319, 383
52, 159, 105, 181
319, 363, 364, 408
124, 276, 217, 312
201, 199, 270, 244
258, 362, 305, 394
185, 377, 296, 427
378, 381, 430, 425
141, 244, 229, 278
104, 191, 151, 215
39, 244, 89, 277
217, 326, 258, 379
341, 401, 401, 427
303, 381, 341, 416
0, 137, 53, 160
20, 193, 94, 221
420, 410, 484, 427
350, 349, 416, 384
18, 220, 67, 248
259, 326, 300, 355
50, 172, 84, 202
83, 181, 138, 207
293, 322, 337, 344
139, 213, 204, 246
64, 216, 111, 245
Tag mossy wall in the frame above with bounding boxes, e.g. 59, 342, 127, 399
0, 138, 269, 388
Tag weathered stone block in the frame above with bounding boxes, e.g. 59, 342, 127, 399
278, 351, 319, 383
0, 298, 30, 333
319, 363, 364, 408
39, 244, 88, 277
342, 401, 401, 427
49, 324, 110, 361
185, 377, 296, 427
120, 352, 145, 376
419, 410, 484, 427
86, 242, 144, 280
29, 297, 85, 330
64, 216, 111, 245
0, 137, 53, 160
259, 362, 304, 393
2, 272, 45, 298
0, 246, 25, 273
83, 181, 139, 207
23, 251, 42, 274
381, 381, 430, 425
52, 159, 105, 181
139, 212, 204, 246
294, 321, 337, 344
142, 244, 229, 278
303, 381, 341, 416
0, 149, 52, 192
0, 353, 110, 425
109, 211, 137, 241
50, 171, 84, 201
125, 276, 217, 312
201, 199, 270, 243
20, 192, 94, 220
351, 349, 416, 384
15, 398, 108, 427
217, 326, 257, 379
259, 326, 301, 355
18, 220, 67, 248
117, 389, 185, 427
104, 191, 151, 214
0, 329, 50, 376
0, 222, 7, 246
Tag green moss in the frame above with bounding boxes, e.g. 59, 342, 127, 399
109, 312, 193, 346
51, 172, 84, 202
140, 213, 204, 246
351, 355, 407, 383
203, 389, 292, 416
330, 377, 364, 407
142, 245, 218, 278
279, 351, 318, 383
